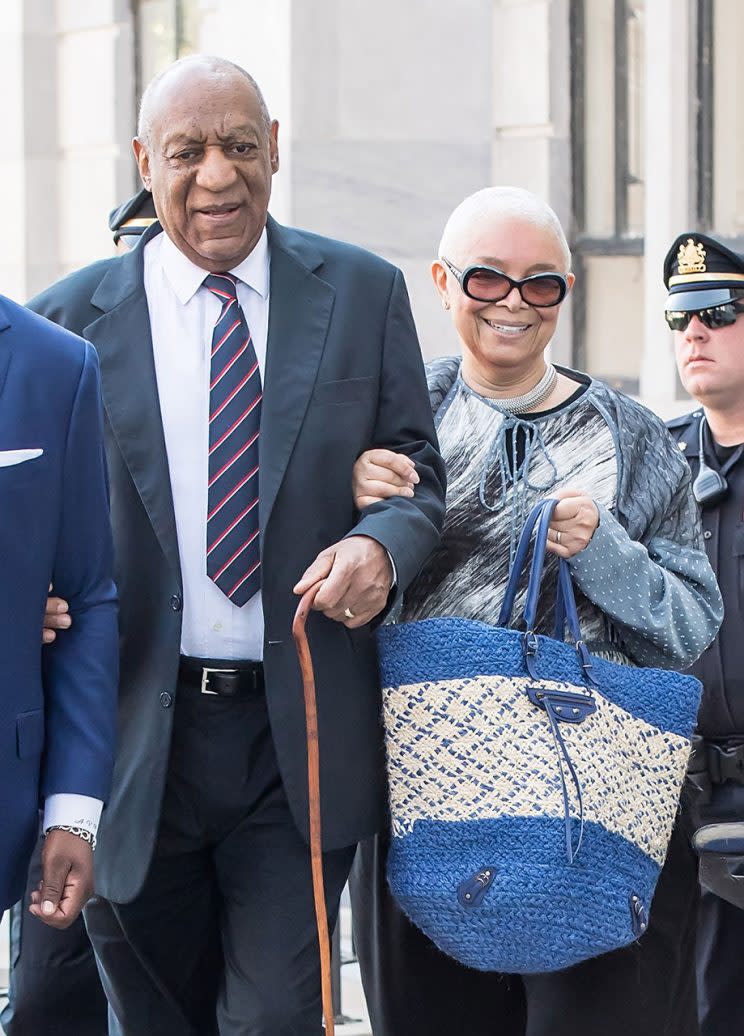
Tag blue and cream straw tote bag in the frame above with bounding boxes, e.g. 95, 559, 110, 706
376, 499, 702, 974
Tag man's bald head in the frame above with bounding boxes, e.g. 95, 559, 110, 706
438, 186, 571, 272
137, 55, 271, 147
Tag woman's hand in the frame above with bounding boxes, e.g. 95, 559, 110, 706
545, 487, 599, 558
352, 449, 419, 509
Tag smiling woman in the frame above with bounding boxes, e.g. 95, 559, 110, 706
349, 186, 723, 1036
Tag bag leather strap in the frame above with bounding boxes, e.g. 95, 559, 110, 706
497, 498, 596, 683
496, 500, 594, 861
497, 499, 552, 626
292, 584, 335, 1036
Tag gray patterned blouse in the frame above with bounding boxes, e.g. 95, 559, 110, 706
400, 359, 723, 670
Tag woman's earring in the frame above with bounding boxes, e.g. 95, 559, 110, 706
442, 298, 450, 311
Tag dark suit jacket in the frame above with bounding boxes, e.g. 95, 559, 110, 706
0, 296, 117, 910
29, 217, 445, 903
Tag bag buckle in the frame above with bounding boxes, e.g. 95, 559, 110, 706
523, 630, 539, 656
527, 685, 596, 724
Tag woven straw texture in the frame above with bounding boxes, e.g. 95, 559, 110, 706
377, 616, 702, 973
384, 673, 689, 866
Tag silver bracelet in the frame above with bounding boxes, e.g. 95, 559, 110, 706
45, 824, 97, 851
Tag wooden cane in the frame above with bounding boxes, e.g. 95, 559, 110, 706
292, 583, 335, 1036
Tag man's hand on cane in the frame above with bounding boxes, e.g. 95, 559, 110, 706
294, 536, 394, 628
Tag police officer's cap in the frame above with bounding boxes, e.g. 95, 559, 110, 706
664, 232, 744, 312
108, 188, 157, 244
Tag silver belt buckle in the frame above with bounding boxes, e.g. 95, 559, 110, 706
200, 667, 236, 695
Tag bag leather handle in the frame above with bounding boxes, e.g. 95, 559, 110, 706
522, 502, 559, 632
498, 499, 561, 628
292, 583, 335, 1036
497, 499, 552, 627
497, 499, 594, 681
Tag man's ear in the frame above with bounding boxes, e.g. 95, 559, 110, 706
269, 120, 280, 174
132, 137, 151, 191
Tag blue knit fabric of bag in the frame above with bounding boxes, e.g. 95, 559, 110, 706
377, 616, 702, 974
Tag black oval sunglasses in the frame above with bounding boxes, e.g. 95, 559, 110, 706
440, 256, 569, 308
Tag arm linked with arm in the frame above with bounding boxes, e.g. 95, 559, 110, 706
41, 342, 118, 806
344, 268, 446, 593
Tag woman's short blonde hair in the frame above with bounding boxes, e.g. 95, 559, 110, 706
438, 186, 571, 272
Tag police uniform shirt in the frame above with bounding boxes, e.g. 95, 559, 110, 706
668, 410, 744, 738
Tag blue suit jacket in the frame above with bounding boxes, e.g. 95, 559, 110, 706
0, 295, 118, 911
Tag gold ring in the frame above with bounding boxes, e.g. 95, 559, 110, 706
344, 607, 355, 619
555, 530, 562, 545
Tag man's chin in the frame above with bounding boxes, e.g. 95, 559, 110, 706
190, 234, 255, 271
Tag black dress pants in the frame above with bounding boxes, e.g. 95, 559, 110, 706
695, 780, 744, 1036
0, 834, 108, 1036
350, 819, 700, 1036
85, 679, 355, 1036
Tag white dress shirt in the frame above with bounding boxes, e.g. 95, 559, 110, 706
43, 229, 272, 840
145, 228, 270, 661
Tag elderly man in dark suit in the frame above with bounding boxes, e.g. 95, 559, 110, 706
30, 54, 445, 1036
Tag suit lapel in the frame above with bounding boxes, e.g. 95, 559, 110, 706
260, 218, 335, 534
84, 223, 181, 581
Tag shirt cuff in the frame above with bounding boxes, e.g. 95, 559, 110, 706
43, 794, 103, 837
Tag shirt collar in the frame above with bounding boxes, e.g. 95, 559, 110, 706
158, 225, 270, 305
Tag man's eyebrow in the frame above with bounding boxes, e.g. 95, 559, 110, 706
162, 133, 205, 149
161, 127, 261, 150
216, 127, 262, 142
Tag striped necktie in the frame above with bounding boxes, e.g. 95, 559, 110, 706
204, 273, 262, 606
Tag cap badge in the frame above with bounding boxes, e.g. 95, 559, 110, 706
677, 238, 707, 275
678, 441, 687, 452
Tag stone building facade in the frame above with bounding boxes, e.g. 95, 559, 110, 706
1, 0, 741, 416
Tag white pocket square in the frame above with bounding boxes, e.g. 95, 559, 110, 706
0, 448, 44, 468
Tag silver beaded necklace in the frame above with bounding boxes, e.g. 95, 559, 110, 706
492, 363, 558, 415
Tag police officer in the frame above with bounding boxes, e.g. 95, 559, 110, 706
0, 188, 156, 1036
108, 186, 156, 253
665, 231, 744, 1036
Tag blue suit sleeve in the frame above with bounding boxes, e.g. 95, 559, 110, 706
41, 342, 118, 803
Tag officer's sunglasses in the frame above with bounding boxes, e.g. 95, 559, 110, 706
665, 301, 744, 332
440, 257, 569, 308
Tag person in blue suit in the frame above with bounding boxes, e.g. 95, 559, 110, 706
0, 294, 117, 931
1, 189, 150, 1036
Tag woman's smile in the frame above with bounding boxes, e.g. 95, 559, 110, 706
483, 317, 532, 336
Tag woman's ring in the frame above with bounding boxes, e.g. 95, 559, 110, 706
555, 530, 562, 545
344, 607, 355, 619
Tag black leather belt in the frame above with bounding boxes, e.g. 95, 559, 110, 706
178, 656, 264, 697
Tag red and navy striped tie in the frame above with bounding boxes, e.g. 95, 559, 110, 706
204, 273, 261, 606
